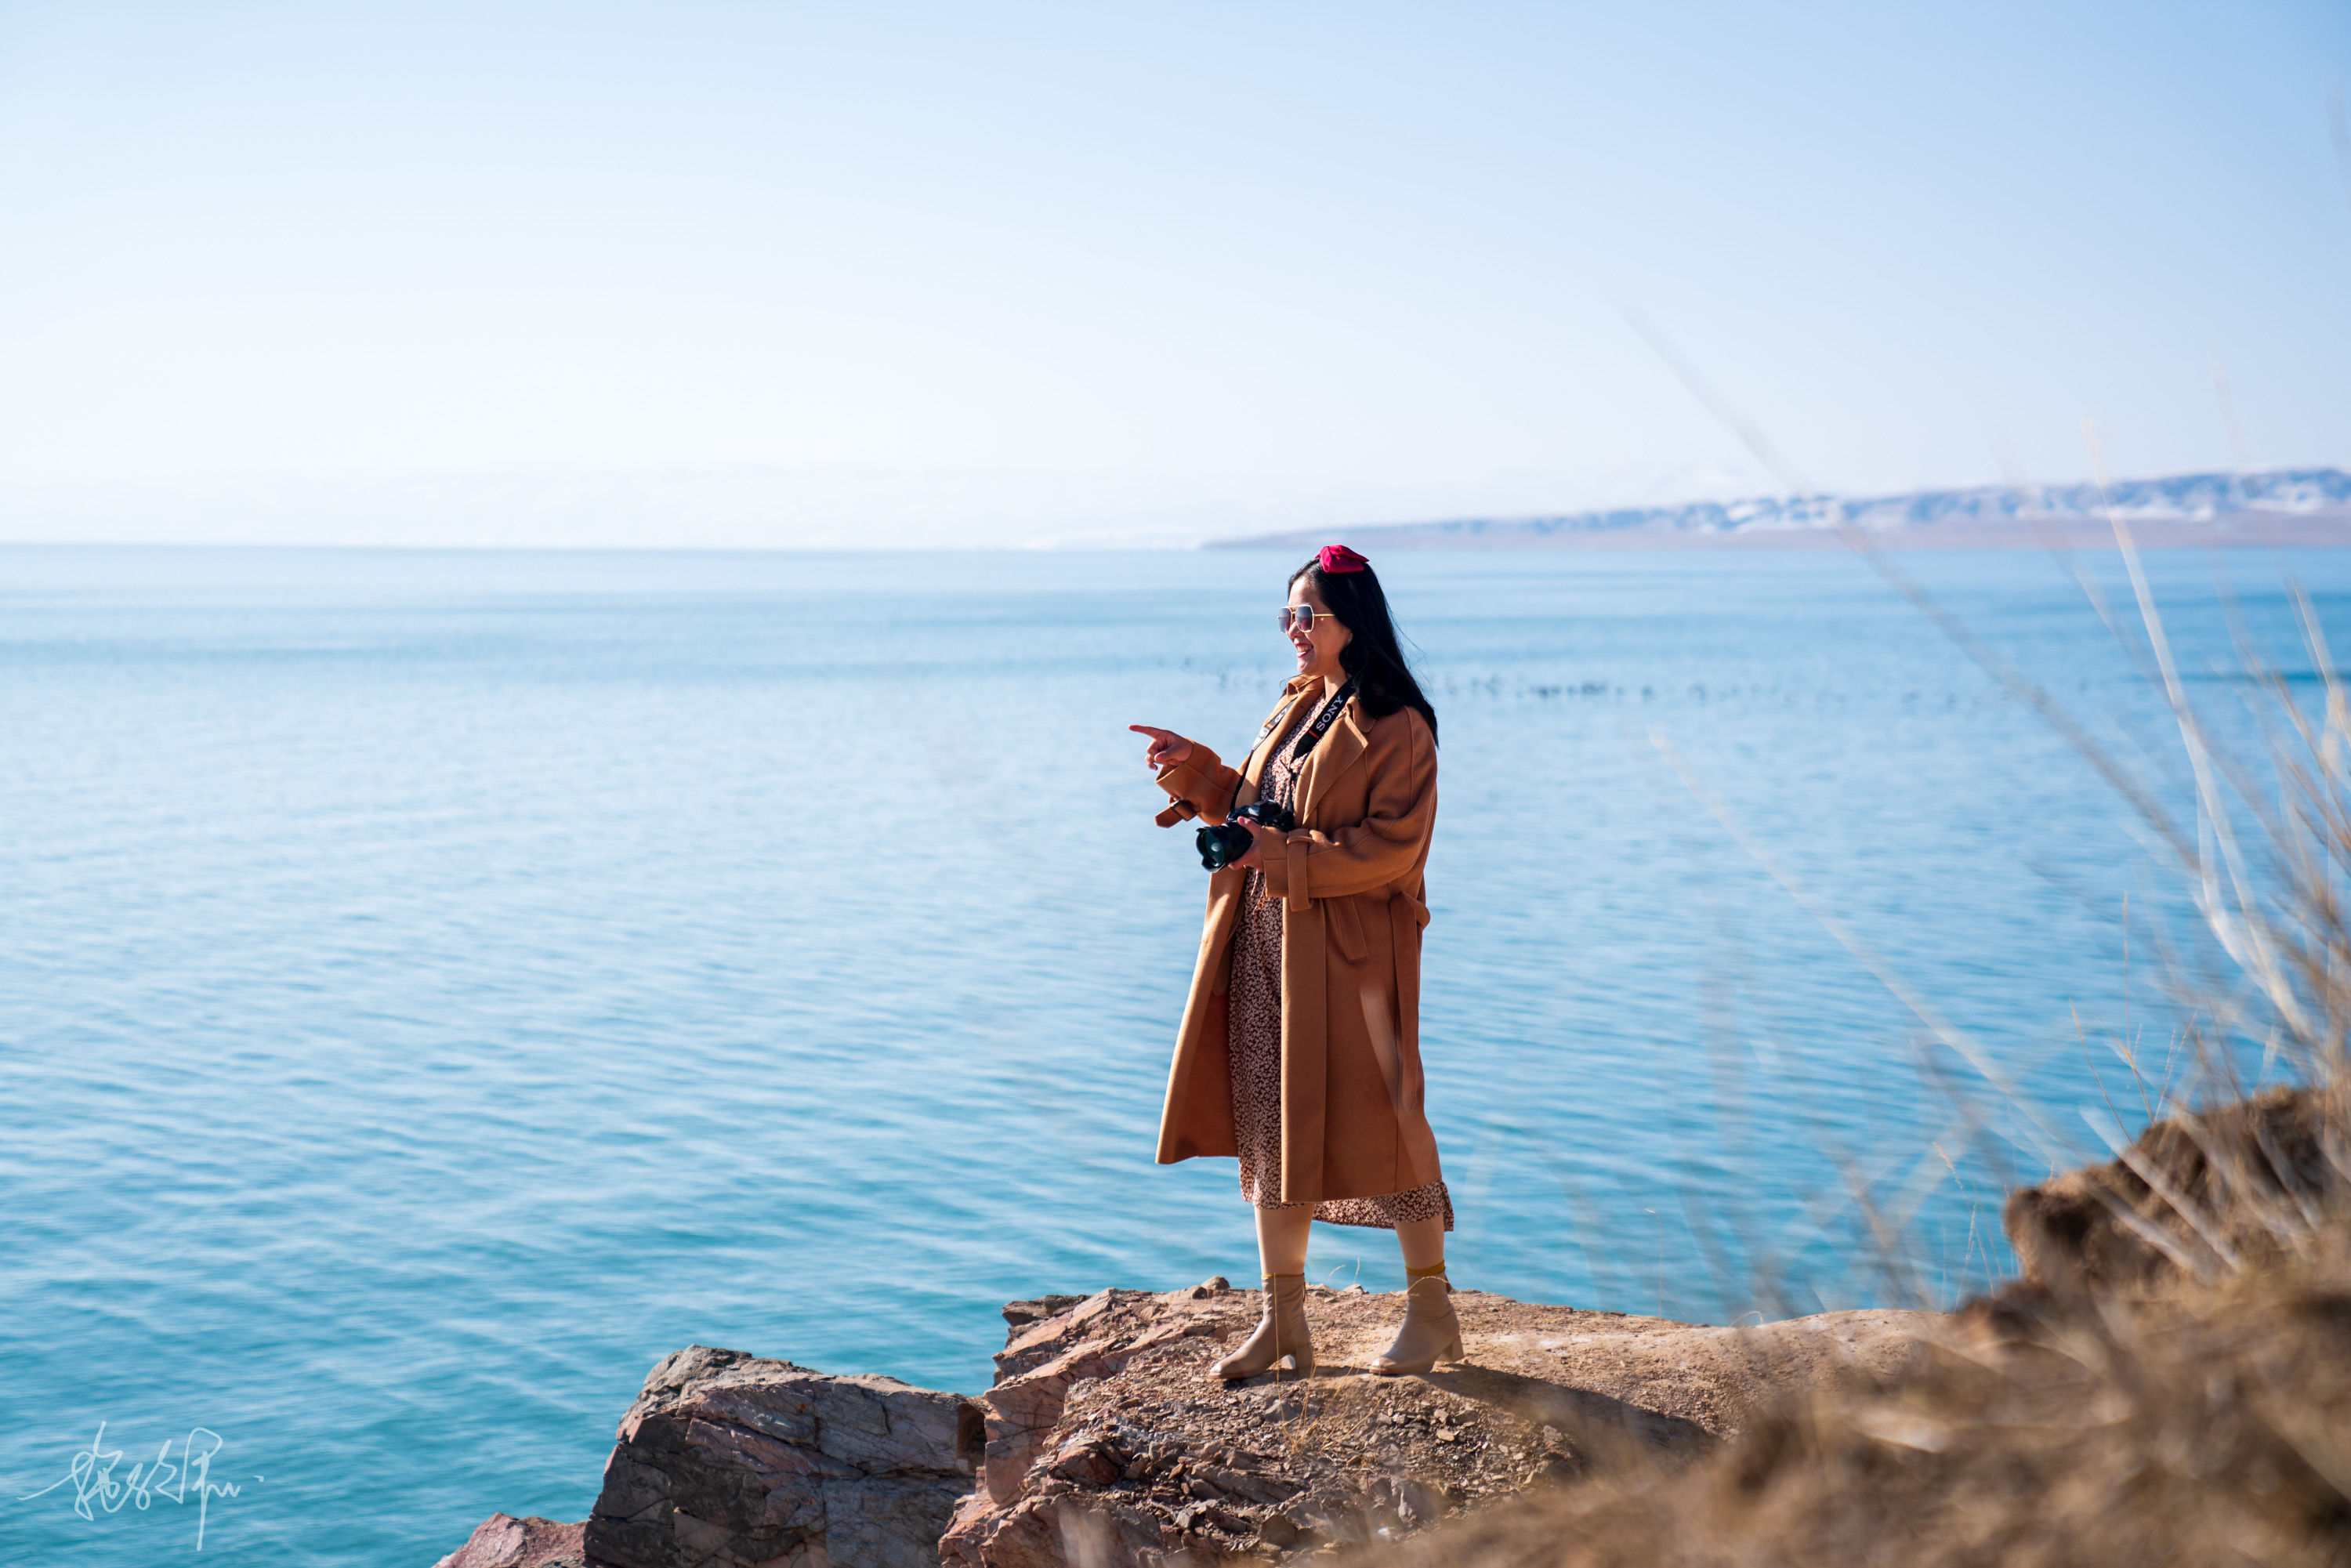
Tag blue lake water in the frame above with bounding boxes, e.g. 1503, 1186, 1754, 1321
1, 543, 2338, 1563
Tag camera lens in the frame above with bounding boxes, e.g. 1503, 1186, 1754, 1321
1195, 823, 1251, 871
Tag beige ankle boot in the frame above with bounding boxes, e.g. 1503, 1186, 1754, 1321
1372, 1270, 1463, 1375
1208, 1273, 1313, 1379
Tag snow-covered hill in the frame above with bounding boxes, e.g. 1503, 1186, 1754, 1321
1216, 468, 2351, 549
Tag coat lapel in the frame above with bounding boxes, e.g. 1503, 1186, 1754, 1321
1295, 700, 1370, 821
1241, 678, 1317, 798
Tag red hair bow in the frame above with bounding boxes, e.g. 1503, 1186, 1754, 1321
1318, 545, 1369, 574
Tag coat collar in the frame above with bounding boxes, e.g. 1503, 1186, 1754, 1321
1250, 674, 1372, 814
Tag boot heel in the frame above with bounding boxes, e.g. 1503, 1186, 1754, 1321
1210, 1273, 1315, 1382
1373, 1274, 1465, 1376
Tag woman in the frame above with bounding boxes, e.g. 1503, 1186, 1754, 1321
1128, 545, 1457, 1380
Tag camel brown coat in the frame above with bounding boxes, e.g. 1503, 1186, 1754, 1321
1150, 676, 1441, 1204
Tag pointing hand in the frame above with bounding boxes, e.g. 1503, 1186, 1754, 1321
1128, 725, 1194, 770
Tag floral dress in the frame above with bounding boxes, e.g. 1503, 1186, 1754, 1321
1227, 697, 1454, 1230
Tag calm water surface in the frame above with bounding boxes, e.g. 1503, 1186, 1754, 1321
2, 545, 2338, 1563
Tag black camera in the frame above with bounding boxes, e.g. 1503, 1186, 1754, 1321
1196, 799, 1296, 871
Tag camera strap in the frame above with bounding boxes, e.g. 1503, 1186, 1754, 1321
1228, 677, 1360, 817
1285, 677, 1360, 764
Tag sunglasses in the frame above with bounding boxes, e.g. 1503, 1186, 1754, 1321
1277, 606, 1336, 634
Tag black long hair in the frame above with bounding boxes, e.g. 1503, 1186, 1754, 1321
1290, 555, 1438, 746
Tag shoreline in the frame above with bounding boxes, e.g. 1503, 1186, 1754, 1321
1212, 508, 2351, 552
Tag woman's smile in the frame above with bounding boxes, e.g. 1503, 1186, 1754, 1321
1285, 585, 1351, 686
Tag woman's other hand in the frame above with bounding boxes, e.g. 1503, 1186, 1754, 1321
1128, 725, 1193, 770
1229, 817, 1267, 871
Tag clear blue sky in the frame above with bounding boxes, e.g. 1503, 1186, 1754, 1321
2, 1, 2346, 545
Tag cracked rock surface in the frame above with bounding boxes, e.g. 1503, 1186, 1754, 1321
942, 1280, 1936, 1568
583, 1344, 986, 1568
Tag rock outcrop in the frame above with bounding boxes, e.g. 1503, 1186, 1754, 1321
581, 1345, 986, 1568
942, 1279, 1935, 1567
429, 1289, 1935, 1568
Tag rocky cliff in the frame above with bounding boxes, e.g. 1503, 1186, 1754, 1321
431, 1284, 1935, 1568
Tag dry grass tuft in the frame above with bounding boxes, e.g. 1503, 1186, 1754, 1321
1382, 1091, 2351, 1568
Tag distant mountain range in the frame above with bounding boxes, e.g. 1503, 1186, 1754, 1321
1212, 467, 2351, 551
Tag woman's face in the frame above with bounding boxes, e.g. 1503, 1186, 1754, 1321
1286, 578, 1352, 683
